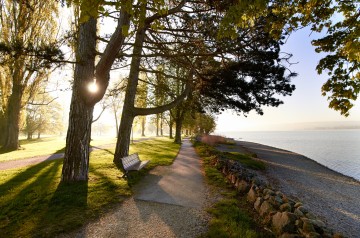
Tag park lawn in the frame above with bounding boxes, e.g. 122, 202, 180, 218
0, 136, 122, 162
0, 138, 180, 237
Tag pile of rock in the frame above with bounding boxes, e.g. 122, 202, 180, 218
212, 155, 344, 238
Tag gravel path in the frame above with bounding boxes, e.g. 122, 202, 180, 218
236, 140, 360, 238
59, 139, 212, 238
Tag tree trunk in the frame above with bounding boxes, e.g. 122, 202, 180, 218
113, 21, 147, 166
169, 113, 173, 139
174, 117, 183, 144
61, 17, 97, 182
37, 132, 40, 139
113, 2, 191, 163
27, 133, 32, 140
141, 116, 146, 136
2, 84, 23, 151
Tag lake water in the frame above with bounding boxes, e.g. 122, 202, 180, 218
219, 130, 360, 181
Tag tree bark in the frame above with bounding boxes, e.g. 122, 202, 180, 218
113, 1, 190, 162
169, 113, 173, 139
141, 116, 146, 136
61, 17, 97, 182
156, 114, 159, 136
3, 83, 23, 150
113, 21, 147, 166
174, 116, 183, 144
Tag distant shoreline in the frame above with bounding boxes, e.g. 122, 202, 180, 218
218, 130, 360, 182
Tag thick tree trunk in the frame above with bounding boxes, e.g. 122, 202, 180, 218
174, 117, 183, 144
61, 17, 97, 182
169, 113, 173, 139
27, 133, 32, 140
114, 23, 147, 165
3, 84, 23, 150
37, 132, 40, 139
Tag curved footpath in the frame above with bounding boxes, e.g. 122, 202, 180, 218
236, 140, 360, 238
59, 139, 212, 238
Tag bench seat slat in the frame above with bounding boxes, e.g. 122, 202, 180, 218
121, 153, 149, 172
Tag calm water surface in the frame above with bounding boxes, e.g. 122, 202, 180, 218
220, 130, 360, 181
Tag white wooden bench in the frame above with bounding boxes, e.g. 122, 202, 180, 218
121, 153, 149, 177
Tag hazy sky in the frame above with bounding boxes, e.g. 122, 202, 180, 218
215, 27, 360, 132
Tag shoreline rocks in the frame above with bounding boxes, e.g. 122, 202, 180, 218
210, 154, 345, 238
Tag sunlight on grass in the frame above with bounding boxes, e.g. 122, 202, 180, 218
0, 138, 179, 237
0, 136, 122, 162
0, 137, 66, 162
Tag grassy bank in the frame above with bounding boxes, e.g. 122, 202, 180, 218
0, 138, 180, 237
194, 140, 271, 238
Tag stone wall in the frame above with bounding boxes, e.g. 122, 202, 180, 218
211, 155, 344, 238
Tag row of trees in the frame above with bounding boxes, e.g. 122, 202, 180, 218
0, 0, 358, 183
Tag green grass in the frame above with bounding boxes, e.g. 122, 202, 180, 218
0, 138, 180, 237
0, 136, 128, 162
194, 142, 272, 238
0, 136, 120, 162
226, 152, 265, 170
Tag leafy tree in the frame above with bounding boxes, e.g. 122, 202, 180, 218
0, 0, 62, 150
61, 0, 131, 181
313, 3, 359, 116
23, 94, 63, 139
213, 0, 359, 116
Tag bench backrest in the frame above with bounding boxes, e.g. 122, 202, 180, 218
121, 153, 140, 170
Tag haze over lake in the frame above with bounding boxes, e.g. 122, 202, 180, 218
219, 129, 360, 181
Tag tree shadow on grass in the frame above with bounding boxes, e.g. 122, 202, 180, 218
36, 180, 89, 236
0, 159, 62, 237
91, 146, 114, 155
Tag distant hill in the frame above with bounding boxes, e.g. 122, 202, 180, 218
298, 121, 360, 130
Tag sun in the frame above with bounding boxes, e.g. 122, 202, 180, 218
88, 82, 98, 93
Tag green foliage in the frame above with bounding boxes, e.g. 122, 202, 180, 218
313, 2, 360, 116
0, 138, 179, 237
23, 94, 64, 139
215, 0, 359, 116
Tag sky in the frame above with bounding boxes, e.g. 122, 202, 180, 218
215, 27, 360, 132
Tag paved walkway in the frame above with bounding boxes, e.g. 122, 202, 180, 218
236, 141, 360, 238
60, 139, 211, 238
